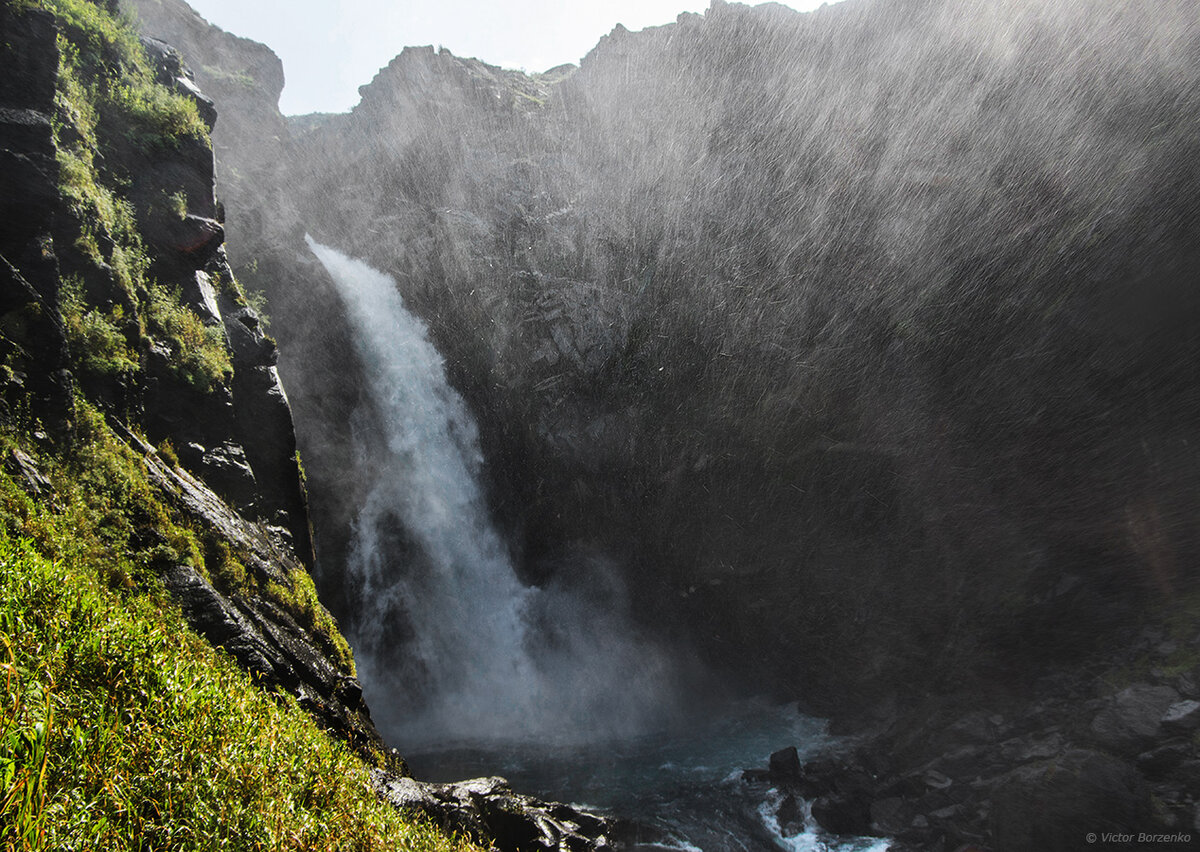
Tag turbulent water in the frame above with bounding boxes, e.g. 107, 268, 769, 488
409, 701, 891, 852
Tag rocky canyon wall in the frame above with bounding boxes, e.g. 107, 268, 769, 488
123, 0, 1200, 715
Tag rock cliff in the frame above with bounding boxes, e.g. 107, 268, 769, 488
0, 0, 383, 754
126, 0, 1200, 706
2, 3, 621, 848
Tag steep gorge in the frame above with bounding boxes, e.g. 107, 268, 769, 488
127, 0, 1200, 704
33, 0, 1200, 847
0, 2, 620, 849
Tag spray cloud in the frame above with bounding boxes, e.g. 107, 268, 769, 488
306, 235, 680, 746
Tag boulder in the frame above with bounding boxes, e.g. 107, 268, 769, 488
1090, 684, 1181, 753
812, 791, 874, 837
372, 770, 617, 851
769, 746, 801, 780
989, 749, 1151, 852
869, 796, 909, 835
775, 793, 806, 837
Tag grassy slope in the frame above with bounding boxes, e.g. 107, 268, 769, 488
0, 436, 472, 849
0, 1, 481, 848
0, 434, 473, 852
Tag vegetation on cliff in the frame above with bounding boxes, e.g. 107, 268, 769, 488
0, 424, 474, 852
0, 1, 482, 849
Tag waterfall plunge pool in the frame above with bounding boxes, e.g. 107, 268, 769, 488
306, 236, 890, 852
406, 700, 892, 852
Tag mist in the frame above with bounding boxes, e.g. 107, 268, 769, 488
306, 236, 686, 747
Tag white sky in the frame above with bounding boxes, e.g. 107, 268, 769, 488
181, 0, 838, 115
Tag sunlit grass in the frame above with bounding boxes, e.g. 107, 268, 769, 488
0, 530, 478, 852
0, 419, 479, 852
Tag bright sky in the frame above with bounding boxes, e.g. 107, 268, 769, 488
182, 0, 837, 115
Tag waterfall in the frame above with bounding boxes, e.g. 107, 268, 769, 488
306, 237, 679, 746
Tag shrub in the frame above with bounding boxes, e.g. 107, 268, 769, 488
143, 284, 233, 392
59, 280, 139, 380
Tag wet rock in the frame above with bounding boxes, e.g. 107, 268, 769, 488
121, 432, 380, 753
924, 769, 953, 790
181, 270, 223, 325
223, 305, 277, 367
945, 712, 996, 747
1136, 742, 1192, 779
998, 731, 1065, 763
161, 562, 278, 681
1176, 671, 1199, 700
776, 793, 805, 837
812, 790, 874, 837
177, 440, 258, 511
4, 448, 51, 496
372, 770, 616, 851
869, 796, 908, 835
769, 746, 801, 780
1161, 700, 1200, 735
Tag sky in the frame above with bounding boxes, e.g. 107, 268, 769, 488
182, 0, 838, 115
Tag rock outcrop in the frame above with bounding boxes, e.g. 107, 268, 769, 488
1, 0, 360, 755
374, 772, 617, 852
752, 618, 1200, 850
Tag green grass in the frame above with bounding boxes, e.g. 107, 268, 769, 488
143, 283, 233, 393
0, 418, 479, 851
0, 531, 478, 852
59, 279, 139, 380
43, 0, 209, 150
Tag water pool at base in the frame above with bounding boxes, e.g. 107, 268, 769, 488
405, 700, 892, 852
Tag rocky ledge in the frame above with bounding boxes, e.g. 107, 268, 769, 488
374, 771, 617, 852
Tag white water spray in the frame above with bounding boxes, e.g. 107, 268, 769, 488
306, 236, 679, 746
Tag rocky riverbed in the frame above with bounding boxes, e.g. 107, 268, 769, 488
753, 625, 1200, 851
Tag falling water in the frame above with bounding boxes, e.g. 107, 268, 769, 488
305, 236, 679, 746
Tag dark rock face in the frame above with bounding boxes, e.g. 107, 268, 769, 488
123, 0, 1200, 725
114, 0, 1200, 848
763, 638, 1200, 850
0, 4, 73, 432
